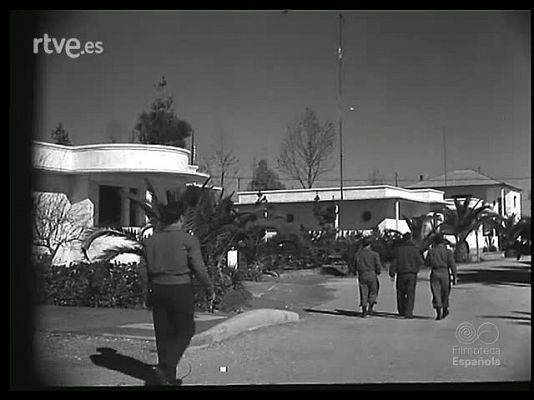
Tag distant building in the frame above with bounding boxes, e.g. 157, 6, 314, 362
406, 169, 524, 256
236, 185, 447, 235
406, 169, 522, 219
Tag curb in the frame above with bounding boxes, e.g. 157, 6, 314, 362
189, 308, 300, 348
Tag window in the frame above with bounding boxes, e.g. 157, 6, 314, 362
513, 195, 517, 208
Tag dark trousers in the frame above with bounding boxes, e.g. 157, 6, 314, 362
430, 269, 450, 309
358, 272, 379, 308
396, 273, 417, 317
151, 283, 196, 380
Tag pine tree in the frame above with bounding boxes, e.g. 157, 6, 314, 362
134, 77, 193, 148
248, 159, 286, 191
50, 123, 72, 145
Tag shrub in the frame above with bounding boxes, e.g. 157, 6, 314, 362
35, 259, 145, 308
370, 229, 403, 264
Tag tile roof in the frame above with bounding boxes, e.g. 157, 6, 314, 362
405, 169, 522, 191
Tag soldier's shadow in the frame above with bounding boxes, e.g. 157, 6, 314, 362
304, 308, 433, 320
334, 308, 433, 319
89, 347, 159, 386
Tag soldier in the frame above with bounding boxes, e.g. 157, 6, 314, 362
353, 237, 383, 317
140, 209, 215, 386
425, 234, 457, 320
389, 232, 424, 319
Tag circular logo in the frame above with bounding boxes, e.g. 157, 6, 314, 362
455, 321, 500, 345
455, 322, 478, 344
477, 322, 500, 345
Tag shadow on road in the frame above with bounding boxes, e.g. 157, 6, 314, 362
478, 310, 531, 326
457, 265, 531, 287
303, 308, 433, 320
89, 347, 159, 386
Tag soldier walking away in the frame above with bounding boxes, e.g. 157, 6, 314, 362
353, 237, 383, 317
389, 232, 424, 319
425, 234, 457, 320
140, 210, 215, 386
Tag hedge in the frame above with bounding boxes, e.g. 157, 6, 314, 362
33, 257, 251, 312
34, 259, 145, 308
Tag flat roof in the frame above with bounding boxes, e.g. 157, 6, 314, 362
237, 185, 446, 205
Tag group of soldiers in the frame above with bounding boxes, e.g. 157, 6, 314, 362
141, 208, 458, 385
352, 232, 457, 320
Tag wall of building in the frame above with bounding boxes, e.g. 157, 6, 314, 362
235, 202, 320, 230
339, 199, 396, 230
238, 198, 442, 232
436, 185, 490, 201
505, 189, 522, 218
398, 200, 441, 219
430, 185, 521, 218
33, 141, 201, 175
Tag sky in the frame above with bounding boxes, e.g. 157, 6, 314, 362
33, 10, 531, 206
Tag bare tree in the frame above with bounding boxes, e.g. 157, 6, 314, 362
32, 192, 92, 263
199, 138, 240, 195
277, 108, 336, 189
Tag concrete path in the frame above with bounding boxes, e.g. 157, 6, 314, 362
35, 305, 231, 340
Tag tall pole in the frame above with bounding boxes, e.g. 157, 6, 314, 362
338, 13, 344, 231
190, 129, 195, 165
442, 126, 447, 187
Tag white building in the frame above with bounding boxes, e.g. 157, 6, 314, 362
407, 169, 523, 256
236, 185, 447, 235
406, 169, 522, 219
32, 141, 208, 263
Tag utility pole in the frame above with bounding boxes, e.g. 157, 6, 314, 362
442, 126, 447, 187
338, 13, 344, 230
190, 129, 195, 165
251, 156, 256, 191
395, 172, 399, 187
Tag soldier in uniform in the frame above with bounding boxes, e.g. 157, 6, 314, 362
389, 232, 424, 319
425, 234, 457, 320
353, 237, 383, 317
141, 210, 215, 386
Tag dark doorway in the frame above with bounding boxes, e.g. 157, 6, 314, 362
129, 188, 139, 227
99, 185, 121, 227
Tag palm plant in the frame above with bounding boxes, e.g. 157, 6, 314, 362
81, 178, 210, 264
81, 178, 306, 309
439, 196, 496, 263
492, 214, 531, 256
403, 213, 442, 254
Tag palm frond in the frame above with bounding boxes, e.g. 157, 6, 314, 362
128, 192, 160, 222
89, 243, 145, 263
144, 178, 160, 205
81, 227, 133, 252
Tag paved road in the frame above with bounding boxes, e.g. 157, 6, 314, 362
179, 259, 531, 385
35, 259, 530, 386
